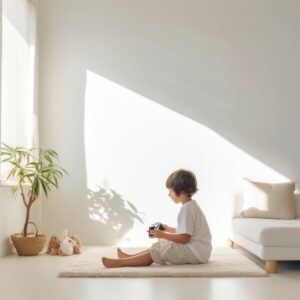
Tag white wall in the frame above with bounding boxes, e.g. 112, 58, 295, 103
0, 187, 25, 256
38, 0, 300, 246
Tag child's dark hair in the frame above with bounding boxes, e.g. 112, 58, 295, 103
166, 169, 198, 197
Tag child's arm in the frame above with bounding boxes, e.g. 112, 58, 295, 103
150, 230, 191, 244
164, 225, 176, 233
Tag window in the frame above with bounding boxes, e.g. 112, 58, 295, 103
0, 0, 37, 181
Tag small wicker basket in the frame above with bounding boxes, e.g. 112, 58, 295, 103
11, 233, 47, 256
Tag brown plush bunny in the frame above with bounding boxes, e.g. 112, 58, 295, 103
69, 234, 81, 254
46, 235, 61, 255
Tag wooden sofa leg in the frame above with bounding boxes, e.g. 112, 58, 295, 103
228, 239, 235, 248
266, 260, 277, 273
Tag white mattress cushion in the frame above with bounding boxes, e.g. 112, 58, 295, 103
232, 217, 300, 246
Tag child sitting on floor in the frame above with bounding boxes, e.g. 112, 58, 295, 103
102, 169, 212, 268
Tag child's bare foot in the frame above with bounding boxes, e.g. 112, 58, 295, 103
102, 257, 122, 268
117, 248, 130, 258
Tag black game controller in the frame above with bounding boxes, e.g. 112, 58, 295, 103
147, 222, 166, 237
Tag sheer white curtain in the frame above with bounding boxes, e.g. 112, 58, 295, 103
0, 0, 38, 180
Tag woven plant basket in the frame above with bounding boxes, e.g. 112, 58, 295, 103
11, 222, 47, 256
11, 233, 46, 256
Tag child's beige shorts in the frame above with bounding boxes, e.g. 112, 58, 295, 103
149, 238, 205, 265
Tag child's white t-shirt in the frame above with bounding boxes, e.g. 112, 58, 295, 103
176, 200, 212, 261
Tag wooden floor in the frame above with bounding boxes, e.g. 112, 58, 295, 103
0, 246, 300, 300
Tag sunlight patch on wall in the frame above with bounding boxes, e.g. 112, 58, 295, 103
84, 70, 289, 246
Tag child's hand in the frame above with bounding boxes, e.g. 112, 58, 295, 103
149, 229, 164, 238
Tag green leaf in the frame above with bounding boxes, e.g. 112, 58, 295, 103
40, 180, 48, 197
7, 168, 17, 180
55, 169, 64, 177
1, 144, 68, 200
25, 172, 36, 177
28, 162, 40, 167
53, 176, 58, 187
11, 161, 23, 169
49, 149, 58, 157
27, 176, 34, 185
1, 143, 14, 151
33, 178, 40, 197
1, 157, 13, 163
11, 186, 18, 196
0, 151, 11, 156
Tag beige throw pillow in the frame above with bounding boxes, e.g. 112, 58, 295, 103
241, 178, 296, 219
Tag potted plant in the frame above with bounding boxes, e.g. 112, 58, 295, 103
0, 143, 67, 255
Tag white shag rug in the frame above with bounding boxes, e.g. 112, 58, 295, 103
58, 246, 267, 277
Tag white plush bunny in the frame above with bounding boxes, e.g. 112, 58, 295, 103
59, 229, 76, 256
